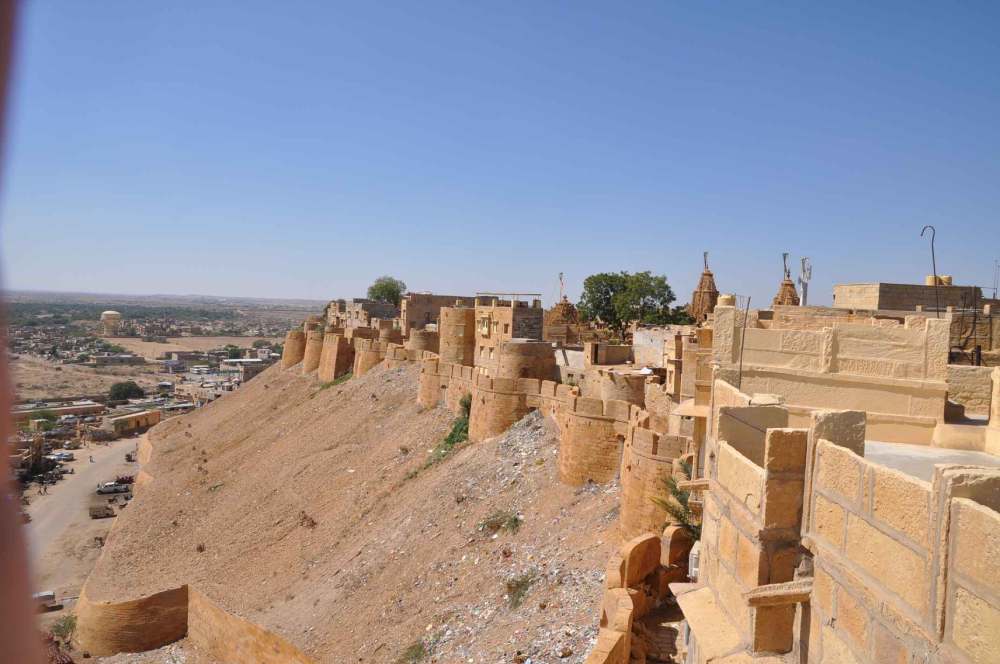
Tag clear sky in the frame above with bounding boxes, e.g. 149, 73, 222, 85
1, 1, 998, 306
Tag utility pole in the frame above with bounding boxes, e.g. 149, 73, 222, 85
558, 272, 565, 301
993, 259, 999, 299
798, 257, 812, 306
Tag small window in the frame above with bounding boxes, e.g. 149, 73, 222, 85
503, 323, 510, 335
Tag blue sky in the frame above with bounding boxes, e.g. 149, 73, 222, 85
1, 2, 998, 306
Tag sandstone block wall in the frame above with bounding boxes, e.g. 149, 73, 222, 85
833, 282, 993, 311
802, 439, 1000, 663
945, 498, 1000, 664
690, 393, 813, 657
946, 364, 994, 416
713, 305, 950, 444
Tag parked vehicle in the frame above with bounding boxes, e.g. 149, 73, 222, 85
89, 504, 116, 519
96, 482, 130, 495
125, 452, 136, 462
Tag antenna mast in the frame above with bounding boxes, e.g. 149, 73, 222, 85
558, 272, 565, 301
798, 257, 812, 306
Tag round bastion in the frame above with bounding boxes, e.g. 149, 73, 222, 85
495, 339, 557, 381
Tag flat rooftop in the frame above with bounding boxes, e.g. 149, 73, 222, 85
865, 440, 1000, 482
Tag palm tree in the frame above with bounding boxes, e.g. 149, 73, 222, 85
652, 459, 700, 540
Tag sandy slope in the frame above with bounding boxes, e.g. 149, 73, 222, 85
88, 363, 617, 663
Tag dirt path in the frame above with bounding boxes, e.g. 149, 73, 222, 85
25, 436, 142, 599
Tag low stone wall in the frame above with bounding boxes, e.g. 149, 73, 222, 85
76, 585, 316, 662
76, 586, 189, 656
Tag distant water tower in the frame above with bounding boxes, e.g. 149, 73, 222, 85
100, 310, 122, 337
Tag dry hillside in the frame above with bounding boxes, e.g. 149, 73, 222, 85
88, 363, 619, 663
11, 355, 163, 400
114, 336, 282, 360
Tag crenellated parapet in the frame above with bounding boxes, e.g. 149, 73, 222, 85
417, 357, 477, 412
418, 355, 687, 502
352, 338, 389, 377
554, 393, 632, 486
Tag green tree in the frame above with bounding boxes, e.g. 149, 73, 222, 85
367, 276, 407, 306
577, 271, 689, 337
223, 344, 242, 359
652, 459, 701, 540
251, 339, 271, 349
109, 381, 145, 401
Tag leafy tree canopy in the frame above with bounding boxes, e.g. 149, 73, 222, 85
109, 381, 145, 401
367, 275, 407, 306
577, 271, 691, 336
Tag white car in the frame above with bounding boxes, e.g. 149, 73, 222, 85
96, 482, 129, 495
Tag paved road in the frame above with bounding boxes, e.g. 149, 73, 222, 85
24, 436, 141, 594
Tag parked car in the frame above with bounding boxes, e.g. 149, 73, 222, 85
89, 504, 116, 519
96, 482, 130, 494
